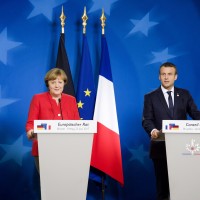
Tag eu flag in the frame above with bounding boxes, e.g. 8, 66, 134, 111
76, 34, 96, 119
76, 34, 104, 184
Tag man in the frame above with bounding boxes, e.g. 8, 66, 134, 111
142, 62, 200, 200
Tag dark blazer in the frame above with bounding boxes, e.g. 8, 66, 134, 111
142, 86, 200, 159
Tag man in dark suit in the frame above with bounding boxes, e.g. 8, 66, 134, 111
142, 62, 200, 200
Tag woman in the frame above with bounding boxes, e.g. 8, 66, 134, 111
26, 68, 80, 171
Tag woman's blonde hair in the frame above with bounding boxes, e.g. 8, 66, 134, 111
44, 68, 67, 87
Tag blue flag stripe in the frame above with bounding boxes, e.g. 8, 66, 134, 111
99, 35, 113, 82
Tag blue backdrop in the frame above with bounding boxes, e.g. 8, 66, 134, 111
1, 0, 200, 199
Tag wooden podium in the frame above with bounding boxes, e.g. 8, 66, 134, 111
163, 120, 200, 200
34, 120, 96, 200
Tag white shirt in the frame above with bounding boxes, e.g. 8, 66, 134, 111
161, 85, 174, 107
150, 85, 175, 136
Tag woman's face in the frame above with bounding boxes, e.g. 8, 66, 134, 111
48, 76, 65, 98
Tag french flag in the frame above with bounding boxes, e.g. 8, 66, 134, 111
90, 35, 124, 185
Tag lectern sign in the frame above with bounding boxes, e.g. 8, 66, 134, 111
34, 120, 97, 133
162, 120, 200, 133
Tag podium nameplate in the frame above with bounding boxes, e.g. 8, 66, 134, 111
34, 120, 97, 134
162, 120, 200, 133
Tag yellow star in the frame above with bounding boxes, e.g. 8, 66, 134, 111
77, 100, 84, 108
84, 88, 91, 96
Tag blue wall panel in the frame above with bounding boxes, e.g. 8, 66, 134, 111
0, 0, 200, 199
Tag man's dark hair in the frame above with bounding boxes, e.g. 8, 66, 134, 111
159, 62, 178, 75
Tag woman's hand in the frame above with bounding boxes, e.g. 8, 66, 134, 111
27, 129, 34, 139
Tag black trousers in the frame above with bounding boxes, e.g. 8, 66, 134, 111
34, 156, 40, 173
152, 157, 170, 200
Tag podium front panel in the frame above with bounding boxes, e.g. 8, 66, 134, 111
165, 133, 200, 200
38, 133, 93, 200
34, 120, 96, 200
163, 120, 200, 200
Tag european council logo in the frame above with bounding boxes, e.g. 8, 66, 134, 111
182, 139, 200, 156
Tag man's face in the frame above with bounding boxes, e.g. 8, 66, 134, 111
159, 66, 177, 90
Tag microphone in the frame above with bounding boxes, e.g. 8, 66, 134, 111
58, 98, 63, 120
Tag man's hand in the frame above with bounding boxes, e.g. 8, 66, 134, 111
151, 129, 160, 139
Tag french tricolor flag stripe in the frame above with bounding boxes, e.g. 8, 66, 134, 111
91, 35, 124, 186
94, 76, 119, 134
91, 122, 123, 184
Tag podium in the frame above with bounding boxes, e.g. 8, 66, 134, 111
162, 120, 200, 200
34, 120, 96, 200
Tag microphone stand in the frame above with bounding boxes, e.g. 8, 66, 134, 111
58, 98, 63, 120
101, 175, 105, 200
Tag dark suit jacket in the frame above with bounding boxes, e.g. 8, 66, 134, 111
142, 86, 200, 159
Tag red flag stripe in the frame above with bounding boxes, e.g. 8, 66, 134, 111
91, 122, 124, 185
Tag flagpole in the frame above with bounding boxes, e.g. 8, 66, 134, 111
100, 9, 106, 35
82, 6, 88, 34
57, 6, 75, 96
60, 6, 66, 34
100, 10, 106, 200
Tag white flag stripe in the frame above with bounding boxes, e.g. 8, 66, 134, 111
94, 76, 119, 134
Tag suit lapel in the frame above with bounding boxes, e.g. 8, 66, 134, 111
157, 87, 172, 117
173, 87, 181, 118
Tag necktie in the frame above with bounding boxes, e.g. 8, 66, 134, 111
167, 91, 173, 117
